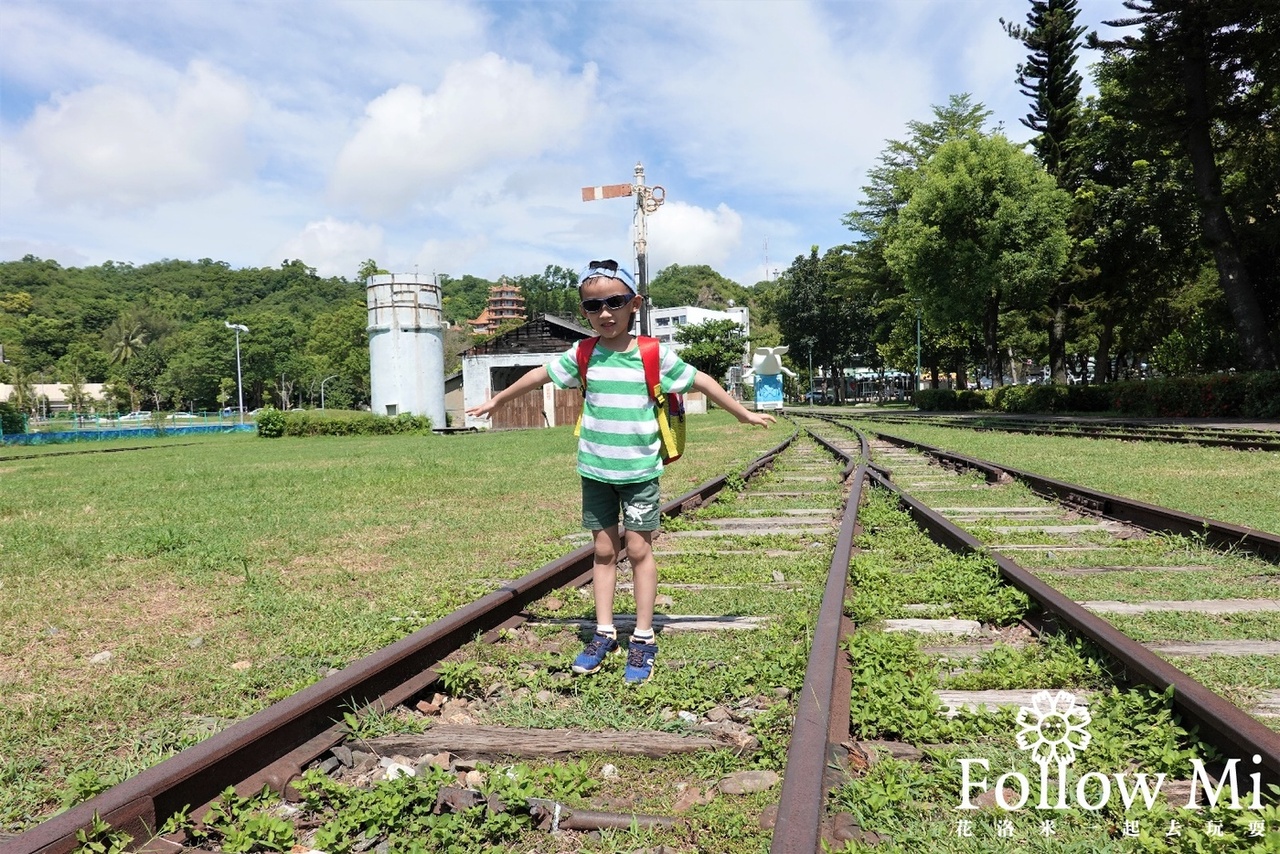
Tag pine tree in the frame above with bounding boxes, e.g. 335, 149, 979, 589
1091, 0, 1278, 371
1004, 0, 1087, 183
1004, 0, 1089, 383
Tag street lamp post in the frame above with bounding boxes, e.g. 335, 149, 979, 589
808, 342, 815, 404
319, 375, 339, 410
914, 300, 923, 394
224, 322, 248, 423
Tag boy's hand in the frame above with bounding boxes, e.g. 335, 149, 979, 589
465, 400, 496, 418
740, 412, 776, 428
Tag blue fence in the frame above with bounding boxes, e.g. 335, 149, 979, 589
0, 423, 255, 446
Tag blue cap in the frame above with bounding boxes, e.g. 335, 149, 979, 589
578, 259, 635, 292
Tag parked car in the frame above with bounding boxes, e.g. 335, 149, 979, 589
167, 412, 198, 421
117, 411, 152, 422
803, 392, 833, 405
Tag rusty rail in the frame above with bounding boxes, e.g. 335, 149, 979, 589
770, 429, 865, 854
13, 433, 797, 854
869, 430, 1280, 561
827, 411, 1280, 452
864, 463, 1280, 787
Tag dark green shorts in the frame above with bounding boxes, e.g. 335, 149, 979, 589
581, 477, 662, 532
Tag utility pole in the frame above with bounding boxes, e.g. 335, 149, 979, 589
582, 162, 665, 336
224, 321, 248, 423
915, 300, 923, 393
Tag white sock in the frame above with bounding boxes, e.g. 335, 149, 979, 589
632, 628, 655, 643
596, 624, 616, 639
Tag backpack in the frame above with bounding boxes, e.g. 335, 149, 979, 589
573, 336, 686, 464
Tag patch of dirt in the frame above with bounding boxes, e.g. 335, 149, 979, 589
4, 575, 222, 700
278, 522, 421, 579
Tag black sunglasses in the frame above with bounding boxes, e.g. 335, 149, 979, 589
580, 293, 634, 314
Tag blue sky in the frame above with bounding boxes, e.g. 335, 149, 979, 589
0, 0, 1124, 287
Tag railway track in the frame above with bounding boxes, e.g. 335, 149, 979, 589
823, 410, 1280, 452
16, 430, 854, 853
15, 418, 1280, 853
800, 415, 1280, 849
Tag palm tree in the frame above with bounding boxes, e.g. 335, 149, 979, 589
107, 320, 147, 365
9, 367, 37, 415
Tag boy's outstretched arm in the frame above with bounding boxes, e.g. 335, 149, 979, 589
691, 371, 776, 428
466, 365, 552, 419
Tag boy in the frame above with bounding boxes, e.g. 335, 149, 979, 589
465, 259, 775, 683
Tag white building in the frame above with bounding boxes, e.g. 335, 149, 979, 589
0, 383, 108, 413
646, 304, 749, 348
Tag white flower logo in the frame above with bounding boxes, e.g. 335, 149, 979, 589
1015, 690, 1092, 767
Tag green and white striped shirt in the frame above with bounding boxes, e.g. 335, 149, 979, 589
548, 339, 697, 484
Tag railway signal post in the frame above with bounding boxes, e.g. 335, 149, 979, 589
582, 162, 665, 336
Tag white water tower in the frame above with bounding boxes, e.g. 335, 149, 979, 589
366, 273, 445, 427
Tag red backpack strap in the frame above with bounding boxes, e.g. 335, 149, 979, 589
637, 336, 662, 401
576, 337, 599, 390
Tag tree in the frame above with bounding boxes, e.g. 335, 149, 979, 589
56, 342, 110, 384
106, 317, 148, 365
20, 314, 74, 367
1005, 0, 1089, 383
160, 321, 232, 409
308, 301, 370, 407
1092, 0, 1279, 370
218, 377, 236, 411
1072, 60, 1205, 382
884, 133, 1073, 385
512, 265, 579, 319
1004, 0, 1088, 180
7, 366, 37, 415
842, 95, 994, 387
648, 265, 748, 309
356, 259, 388, 281
774, 247, 868, 401
0, 291, 33, 315
440, 274, 495, 326
120, 346, 167, 411
674, 318, 748, 382
61, 375, 90, 416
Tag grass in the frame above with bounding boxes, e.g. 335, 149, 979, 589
0, 411, 785, 831
845, 418, 1280, 534
832, 484, 1280, 853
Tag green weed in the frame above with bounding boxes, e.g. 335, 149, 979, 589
73, 814, 132, 854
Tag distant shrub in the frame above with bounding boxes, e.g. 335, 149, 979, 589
912, 389, 990, 411
1109, 372, 1278, 418
1242, 372, 1280, 418
995, 384, 1074, 413
263, 409, 433, 437
913, 389, 958, 411
0, 401, 25, 435
256, 407, 286, 438
1063, 385, 1111, 412
917, 371, 1279, 417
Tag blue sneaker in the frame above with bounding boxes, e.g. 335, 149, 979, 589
624, 637, 658, 684
571, 632, 619, 674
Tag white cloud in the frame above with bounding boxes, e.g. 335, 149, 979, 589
0, 3, 170, 95
0, 0, 1121, 287
16, 61, 255, 211
329, 53, 598, 216
407, 234, 493, 280
646, 201, 743, 270
596, 2, 933, 204
0, 236, 90, 268
273, 218, 386, 280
